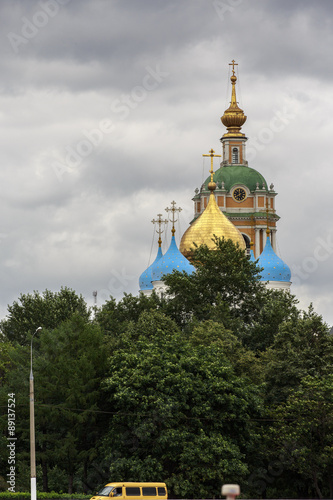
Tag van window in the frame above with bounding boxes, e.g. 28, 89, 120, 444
157, 488, 166, 496
98, 487, 114, 497
142, 487, 156, 496
126, 488, 140, 496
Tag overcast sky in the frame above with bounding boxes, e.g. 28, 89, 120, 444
1, 0, 333, 326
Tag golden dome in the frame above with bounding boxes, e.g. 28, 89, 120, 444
221, 62, 247, 137
179, 191, 246, 259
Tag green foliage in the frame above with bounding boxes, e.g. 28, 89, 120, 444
0, 288, 90, 346
0, 313, 106, 493
0, 250, 332, 499
239, 289, 300, 352
0, 340, 12, 383
188, 320, 263, 384
35, 315, 107, 492
267, 375, 333, 498
102, 310, 262, 498
162, 236, 265, 328
262, 306, 333, 405
94, 292, 161, 344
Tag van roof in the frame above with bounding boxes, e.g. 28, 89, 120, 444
105, 483, 166, 488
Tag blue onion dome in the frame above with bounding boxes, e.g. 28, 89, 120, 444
139, 246, 163, 290
258, 234, 291, 282
152, 236, 195, 281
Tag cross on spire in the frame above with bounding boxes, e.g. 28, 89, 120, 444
229, 59, 238, 76
265, 199, 275, 235
202, 148, 221, 183
151, 213, 168, 247
165, 201, 182, 236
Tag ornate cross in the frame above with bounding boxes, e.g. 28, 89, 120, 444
165, 201, 182, 236
151, 213, 168, 247
202, 148, 221, 182
265, 198, 275, 235
229, 59, 238, 76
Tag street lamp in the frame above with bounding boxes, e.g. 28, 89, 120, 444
30, 327, 42, 500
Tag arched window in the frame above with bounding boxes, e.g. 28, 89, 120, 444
232, 147, 239, 163
242, 234, 251, 255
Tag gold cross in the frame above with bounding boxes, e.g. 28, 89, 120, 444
265, 199, 275, 234
151, 214, 168, 247
165, 201, 182, 236
203, 148, 221, 183
229, 59, 238, 76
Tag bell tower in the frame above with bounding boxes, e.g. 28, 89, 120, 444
191, 61, 279, 258
220, 60, 248, 167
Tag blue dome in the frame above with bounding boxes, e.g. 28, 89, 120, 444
258, 236, 291, 282
139, 246, 163, 290
152, 236, 195, 281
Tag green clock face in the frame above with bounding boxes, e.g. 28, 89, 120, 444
233, 187, 247, 202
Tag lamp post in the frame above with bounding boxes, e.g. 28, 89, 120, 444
30, 327, 42, 500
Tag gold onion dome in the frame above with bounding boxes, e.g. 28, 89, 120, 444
180, 190, 246, 259
180, 149, 246, 259
221, 62, 247, 137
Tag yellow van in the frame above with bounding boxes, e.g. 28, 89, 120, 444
90, 482, 168, 500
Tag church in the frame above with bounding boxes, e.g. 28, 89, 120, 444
139, 61, 291, 296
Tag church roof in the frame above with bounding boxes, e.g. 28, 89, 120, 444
180, 190, 246, 259
139, 246, 163, 290
152, 236, 195, 281
202, 165, 268, 193
257, 235, 291, 282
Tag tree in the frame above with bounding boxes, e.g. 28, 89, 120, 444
239, 288, 300, 352
94, 292, 161, 339
188, 320, 263, 384
161, 236, 265, 328
0, 313, 107, 493
0, 287, 90, 345
35, 315, 107, 492
267, 375, 333, 499
262, 306, 333, 405
102, 309, 262, 498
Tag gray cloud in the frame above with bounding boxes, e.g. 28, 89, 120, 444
0, 0, 332, 324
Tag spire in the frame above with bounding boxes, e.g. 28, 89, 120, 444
221, 60, 247, 137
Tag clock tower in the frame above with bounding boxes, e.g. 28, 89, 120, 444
192, 61, 279, 258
